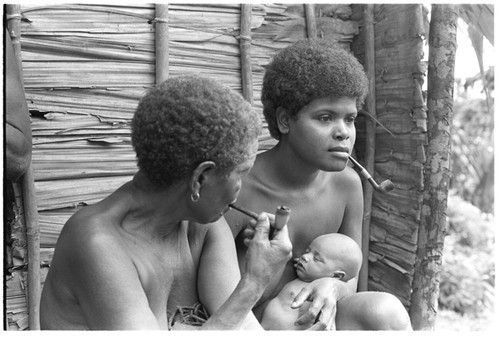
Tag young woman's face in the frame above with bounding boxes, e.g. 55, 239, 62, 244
198, 139, 259, 223
285, 96, 358, 172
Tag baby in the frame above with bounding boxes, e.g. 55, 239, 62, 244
261, 233, 363, 330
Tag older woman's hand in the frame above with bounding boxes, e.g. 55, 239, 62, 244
241, 213, 275, 247
243, 213, 292, 289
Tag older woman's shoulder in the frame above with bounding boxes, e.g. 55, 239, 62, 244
187, 218, 232, 242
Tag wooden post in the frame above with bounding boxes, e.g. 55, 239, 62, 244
155, 4, 169, 85
6, 4, 41, 330
409, 4, 458, 330
304, 4, 317, 39
240, 4, 253, 105
358, 3, 376, 292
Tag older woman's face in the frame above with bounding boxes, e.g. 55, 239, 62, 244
200, 139, 259, 223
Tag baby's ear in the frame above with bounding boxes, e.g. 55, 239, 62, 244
331, 271, 346, 281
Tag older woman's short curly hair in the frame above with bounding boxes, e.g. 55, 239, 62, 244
132, 75, 261, 188
262, 39, 368, 140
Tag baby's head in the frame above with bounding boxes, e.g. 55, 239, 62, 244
295, 233, 362, 282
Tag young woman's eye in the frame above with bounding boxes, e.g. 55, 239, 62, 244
345, 116, 357, 124
318, 115, 332, 122
347, 116, 357, 123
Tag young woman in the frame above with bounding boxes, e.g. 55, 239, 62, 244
225, 40, 412, 330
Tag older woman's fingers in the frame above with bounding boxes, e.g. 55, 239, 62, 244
252, 213, 270, 240
243, 227, 255, 238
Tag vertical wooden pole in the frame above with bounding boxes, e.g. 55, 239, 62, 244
304, 4, 317, 39
240, 4, 253, 105
409, 4, 458, 330
6, 4, 41, 330
358, 3, 376, 292
155, 4, 169, 85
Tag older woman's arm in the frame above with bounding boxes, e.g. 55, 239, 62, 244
198, 213, 292, 330
197, 217, 262, 329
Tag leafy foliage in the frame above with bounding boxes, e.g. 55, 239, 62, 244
439, 64, 495, 319
439, 193, 495, 316
450, 69, 494, 213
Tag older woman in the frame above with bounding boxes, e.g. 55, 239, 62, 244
39, 75, 292, 330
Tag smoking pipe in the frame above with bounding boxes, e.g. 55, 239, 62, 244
348, 155, 394, 193
229, 204, 291, 230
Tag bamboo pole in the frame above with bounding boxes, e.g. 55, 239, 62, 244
155, 4, 169, 85
6, 4, 41, 330
409, 4, 458, 330
239, 4, 253, 105
304, 4, 317, 39
358, 4, 376, 292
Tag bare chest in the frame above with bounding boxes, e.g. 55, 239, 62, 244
125, 225, 205, 316
236, 183, 346, 254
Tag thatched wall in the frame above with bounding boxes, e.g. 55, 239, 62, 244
5, 3, 428, 330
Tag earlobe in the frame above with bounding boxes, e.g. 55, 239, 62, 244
276, 107, 290, 134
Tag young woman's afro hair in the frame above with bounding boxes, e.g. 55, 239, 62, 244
261, 39, 368, 140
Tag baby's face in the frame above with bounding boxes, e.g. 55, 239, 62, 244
295, 236, 342, 282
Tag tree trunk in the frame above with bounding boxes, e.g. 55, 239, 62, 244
409, 4, 458, 330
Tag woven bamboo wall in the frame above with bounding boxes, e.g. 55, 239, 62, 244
351, 4, 427, 308
5, 3, 361, 330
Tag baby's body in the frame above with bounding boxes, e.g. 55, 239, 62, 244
261, 233, 362, 330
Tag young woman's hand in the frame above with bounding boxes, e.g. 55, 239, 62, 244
291, 277, 345, 331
